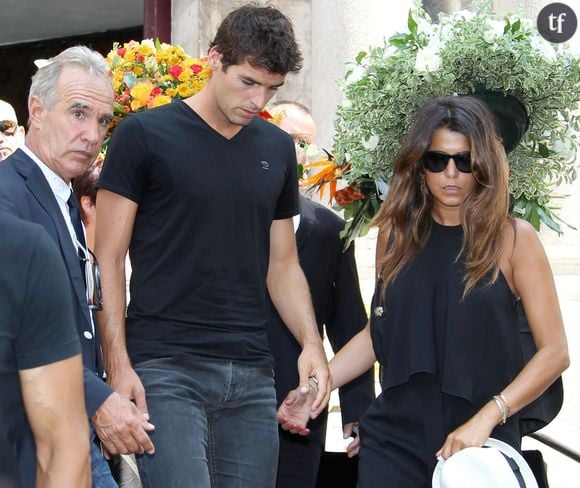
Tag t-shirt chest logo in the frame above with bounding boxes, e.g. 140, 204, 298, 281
260, 160, 270, 170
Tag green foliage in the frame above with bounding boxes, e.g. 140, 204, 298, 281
333, 0, 580, 234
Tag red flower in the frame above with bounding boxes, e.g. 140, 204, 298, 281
168, 65, 183, 79
135, 53, 145, 63
117, 47, 126, 57
151, 86, 163, 97
334, 185, 366, 207
190, 64, 203, 74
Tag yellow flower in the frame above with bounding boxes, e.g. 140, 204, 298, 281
191, 79, 206, 92
150, 94, 172, 108
168, 55, 182, 66
106, 40, 211, 121
130, 81, 152, 111
178, 70, 191, 82
156, 50, 170, 63
177, 83, 193, 98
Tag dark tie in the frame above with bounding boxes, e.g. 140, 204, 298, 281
67, 191, 86, 248
67, 191, 87, 284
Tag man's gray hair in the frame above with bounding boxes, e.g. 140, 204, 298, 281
29, 45, 111, 110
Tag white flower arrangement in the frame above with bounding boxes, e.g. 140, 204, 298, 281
329, 0, 580, 242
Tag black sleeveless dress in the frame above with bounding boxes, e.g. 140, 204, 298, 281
357, 221, 523, 487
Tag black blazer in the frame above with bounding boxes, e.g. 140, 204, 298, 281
267, 196, 375, 443
0, 149, 113, 415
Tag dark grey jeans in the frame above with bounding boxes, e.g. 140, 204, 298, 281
134, 357, 279, 488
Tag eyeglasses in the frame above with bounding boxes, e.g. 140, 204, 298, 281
422, 151, 472, 173
77, 243, 104, 310
0, 120, 17, 136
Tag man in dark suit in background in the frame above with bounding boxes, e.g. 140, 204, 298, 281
0, 46, 154, 487
268, 101, 375, 488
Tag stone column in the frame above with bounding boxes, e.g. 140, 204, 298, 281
171, 0, 201, 58
310, 0, 413, 148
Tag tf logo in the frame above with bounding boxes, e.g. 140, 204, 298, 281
537, 2, 577, 43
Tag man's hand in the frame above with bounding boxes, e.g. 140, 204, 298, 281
346, 436, 361, 458
277, 380, 319, 436
296, 342, 331, 418
91, 391, 155, 459
107, 364, 149, 418
343, 422, 360, 458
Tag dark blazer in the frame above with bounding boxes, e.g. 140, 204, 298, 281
0, 149, 112, 415
267, 195, 375, 443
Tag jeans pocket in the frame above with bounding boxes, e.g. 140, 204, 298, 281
133, 356, 174, 370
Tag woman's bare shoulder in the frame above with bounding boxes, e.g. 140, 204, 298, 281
512, 218, 542, 248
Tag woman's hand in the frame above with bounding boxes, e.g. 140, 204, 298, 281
277, 382, 318, 436
436, 400, 499, 460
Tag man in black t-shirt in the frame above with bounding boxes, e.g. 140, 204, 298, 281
96, 5, 331, 487
0, 211, 90, 487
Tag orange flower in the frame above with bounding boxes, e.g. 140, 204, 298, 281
301, 156, 350, 203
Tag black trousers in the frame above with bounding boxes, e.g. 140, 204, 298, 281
276, 410, 327, 488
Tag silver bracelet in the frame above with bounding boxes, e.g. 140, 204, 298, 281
493, 395, 507, 425
499, 393, 512, 419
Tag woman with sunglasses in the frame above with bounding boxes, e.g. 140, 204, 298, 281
279, 95, 569, 487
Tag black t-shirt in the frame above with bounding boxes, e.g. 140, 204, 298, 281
0, 212, 80, 486
98, 101, 299, 365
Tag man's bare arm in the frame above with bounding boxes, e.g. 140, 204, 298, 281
267, 218, 331, 418
20, 354, 91, 488
94, 189, 155, 455
95, 189, 137, 378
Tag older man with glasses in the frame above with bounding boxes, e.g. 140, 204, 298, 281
0, 99, 25, 161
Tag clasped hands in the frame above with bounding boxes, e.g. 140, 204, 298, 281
277, 377, 321, 436
277, 378, 360, 457
92, 366, 155, 459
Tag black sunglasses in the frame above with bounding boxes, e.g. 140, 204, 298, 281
422, 151, 472, 173
0, 120, 17, 136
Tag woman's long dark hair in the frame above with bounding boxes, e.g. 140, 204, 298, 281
374, 96, 511, 297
